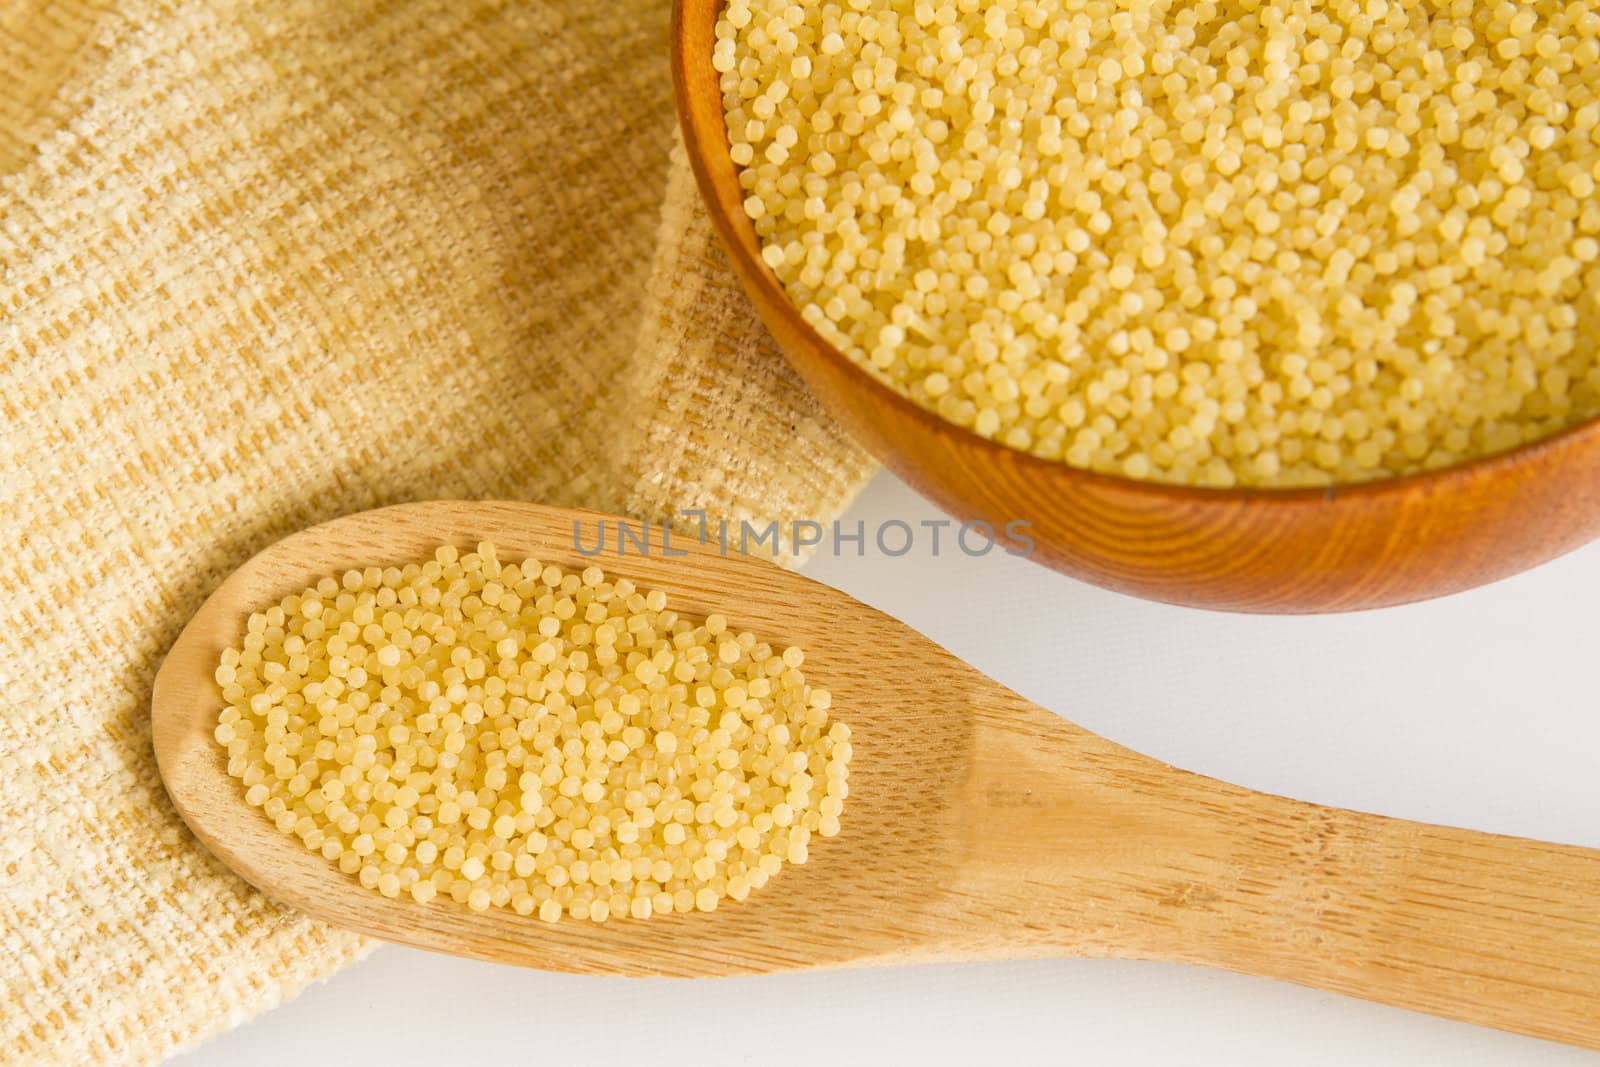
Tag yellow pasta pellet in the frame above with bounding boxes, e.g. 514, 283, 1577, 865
216, 545, 851, 922
719, 0, 1600, 488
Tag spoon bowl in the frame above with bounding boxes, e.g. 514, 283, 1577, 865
671, 0, 1600, 613
154, 502, 1600, 1048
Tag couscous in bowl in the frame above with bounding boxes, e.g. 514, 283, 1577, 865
673, 0, 1600, 612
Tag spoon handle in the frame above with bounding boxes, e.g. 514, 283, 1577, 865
1179, 801, 1600, 1049
966, 725, 1600, 1049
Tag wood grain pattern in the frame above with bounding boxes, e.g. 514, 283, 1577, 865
670, 0, 1600, 613
153, 502, 1600, 1049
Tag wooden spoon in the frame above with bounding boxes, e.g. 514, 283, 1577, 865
671, 0, 1600, 613
153, 501, 1600, 1049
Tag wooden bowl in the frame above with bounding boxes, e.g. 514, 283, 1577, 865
671, 0, 1600, 613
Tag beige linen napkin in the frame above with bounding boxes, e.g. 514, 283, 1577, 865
0, 1, 875, 1063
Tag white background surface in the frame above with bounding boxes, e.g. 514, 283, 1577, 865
173, 471, 1600, 1067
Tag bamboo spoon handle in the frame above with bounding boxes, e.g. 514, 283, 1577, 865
1180, 803, 1600, 1049
960, 723, 1600, 1048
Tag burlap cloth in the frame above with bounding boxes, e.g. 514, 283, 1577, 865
0, 1, 876, 1063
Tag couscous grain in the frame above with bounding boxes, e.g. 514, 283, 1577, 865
719, 0, 1600, 486
214, 544, 850, 920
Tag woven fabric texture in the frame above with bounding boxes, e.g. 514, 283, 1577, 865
0, 1, 875, 1064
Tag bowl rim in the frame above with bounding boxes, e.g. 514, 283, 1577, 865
671, 0, 1600, 506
